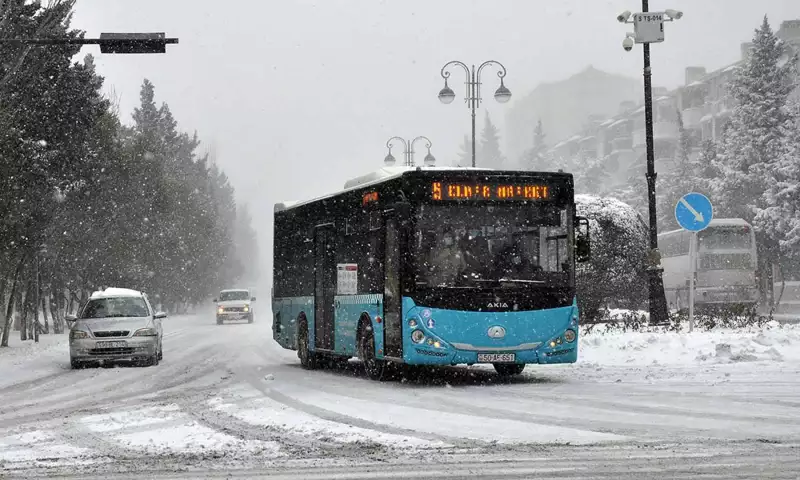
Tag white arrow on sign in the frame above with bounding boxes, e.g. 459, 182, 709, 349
680, 197, 704, 222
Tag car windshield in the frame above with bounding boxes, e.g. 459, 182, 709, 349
413, 204, 571, 288
219, 291, 250, 301
81, 297, 149, 319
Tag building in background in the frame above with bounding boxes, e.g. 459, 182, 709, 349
504, 66, 643, 168
543, 19, 800, 192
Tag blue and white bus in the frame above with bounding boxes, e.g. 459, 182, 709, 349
272, 167, 590, 379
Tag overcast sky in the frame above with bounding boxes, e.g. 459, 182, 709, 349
71, 0, 800, 278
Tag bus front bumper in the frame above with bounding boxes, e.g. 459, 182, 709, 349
405, 339, 578, 366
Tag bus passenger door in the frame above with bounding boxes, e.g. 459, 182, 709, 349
383, 216, 403, 358
314, 225, 335, 351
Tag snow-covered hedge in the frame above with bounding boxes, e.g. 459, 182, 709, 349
576, 195, 649, 322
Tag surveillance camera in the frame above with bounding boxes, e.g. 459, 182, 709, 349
617, 10, 631, 23
665, 9, 683, 20
622, 36, 634, 52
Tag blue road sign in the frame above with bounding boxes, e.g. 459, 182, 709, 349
675, 192, 713, 232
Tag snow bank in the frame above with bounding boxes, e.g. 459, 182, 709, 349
579, 322, 800, 366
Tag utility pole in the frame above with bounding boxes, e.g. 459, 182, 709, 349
618, 5, 683, 325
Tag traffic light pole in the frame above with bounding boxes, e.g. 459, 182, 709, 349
0, 33, 178, 54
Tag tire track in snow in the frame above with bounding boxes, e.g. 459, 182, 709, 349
233, 362, 471, 448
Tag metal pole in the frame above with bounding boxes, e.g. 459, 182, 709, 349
406, 138, 412, 167
688, 232, 696, 332
470, 65, 477, 168
642, 0, 670, 326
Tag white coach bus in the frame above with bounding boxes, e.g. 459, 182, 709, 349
659, 218, 759, 312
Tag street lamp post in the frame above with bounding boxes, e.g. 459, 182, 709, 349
437, 60, 512, 168
384, 136, 436, 167
618, 4, 683, 326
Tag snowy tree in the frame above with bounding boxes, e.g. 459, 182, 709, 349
575, 195, 650, 321
478, 111, 505, 169
521, 119, 550, 170
0, 2, 255, 345
714, 16, 798, 224
575, 156, 611, 195
657, 109, 708, 231
456, 135, 472, 167
755, 96, 800, 266
610, 155, 648, 218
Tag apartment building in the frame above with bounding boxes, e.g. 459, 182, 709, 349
548, 19, 800, 191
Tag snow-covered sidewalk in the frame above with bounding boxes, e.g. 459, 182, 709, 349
579, 321, 800, 366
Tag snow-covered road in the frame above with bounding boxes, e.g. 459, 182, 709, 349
1, 313, 799, 478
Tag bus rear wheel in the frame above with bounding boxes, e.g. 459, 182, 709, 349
493, 363, 525, 377
358, 326, 385, 381
298, 322, 318, 370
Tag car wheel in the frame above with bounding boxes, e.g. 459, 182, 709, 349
298, 322, 317, 370
493, 363, 525, 377
70, 357, 83, 370
216, 317, 223, 325
158, 341, 163, 361
248, 313, 254, 324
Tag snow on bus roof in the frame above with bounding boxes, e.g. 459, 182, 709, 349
274, 166, 492, 213
658, 218, 752, 237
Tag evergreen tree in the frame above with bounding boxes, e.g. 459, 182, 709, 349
456, 134, 472, 167
521, 119, 550, 170
576, 156, 611, 195
715, 16, 798, 223
0, 0, 254, 345
755, 96, 800, 264
657, 109, 706, 231
479, 111, 505, 169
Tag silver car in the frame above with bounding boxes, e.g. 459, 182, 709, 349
66, 288, 166, 369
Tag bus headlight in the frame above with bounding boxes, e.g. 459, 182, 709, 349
408, 318, 418, 328
411, 330, 425, 344
564, 329, 576, 343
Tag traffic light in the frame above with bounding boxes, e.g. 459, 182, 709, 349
98, 33, 177, 54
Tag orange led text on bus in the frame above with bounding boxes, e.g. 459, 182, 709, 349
431, 182, 549, 201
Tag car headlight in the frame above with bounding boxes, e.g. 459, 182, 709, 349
70, 330, 89, 341
133, 328, 158, 337
243, 305, 250, 312
217, 306, 224, 314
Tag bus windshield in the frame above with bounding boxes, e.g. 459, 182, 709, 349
413, 204, 571, 288
698, 227, 751, 250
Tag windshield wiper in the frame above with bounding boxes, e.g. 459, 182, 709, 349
471, 278, 546, 285
497, 278, 546, 284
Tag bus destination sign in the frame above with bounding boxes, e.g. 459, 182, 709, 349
431, 182, 550, 201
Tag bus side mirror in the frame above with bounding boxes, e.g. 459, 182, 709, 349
575, 216, 591, 263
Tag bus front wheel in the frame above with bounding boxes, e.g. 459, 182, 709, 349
494, 363, 525, 377
298, 322, 318, 370
358, 326, 385, 381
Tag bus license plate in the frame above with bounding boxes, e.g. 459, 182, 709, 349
97, 341, 127, 348
477, 353, 515, 363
